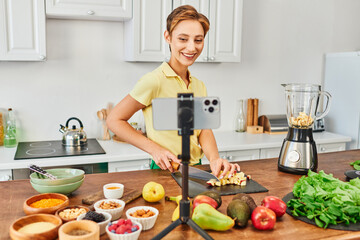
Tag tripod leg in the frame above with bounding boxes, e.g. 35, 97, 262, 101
187, 219, 214, 240
151, 218, 182, 240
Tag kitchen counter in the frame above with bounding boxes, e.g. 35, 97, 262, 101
1, 150, 359, 239
0, 131, 351, 170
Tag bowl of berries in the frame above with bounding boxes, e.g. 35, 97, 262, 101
106, 219, 142, 240
77, 211, 112, 235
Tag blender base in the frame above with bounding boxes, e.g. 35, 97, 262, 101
278, 163, 314, 175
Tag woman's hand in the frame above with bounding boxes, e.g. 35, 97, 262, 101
210, 158, 241, 179
151, 146, 181, 172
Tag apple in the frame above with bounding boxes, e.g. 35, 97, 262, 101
251, 206, 276, 230
193, 195, 218, 210
261, 196, 287, 218
142, 181, 165, 202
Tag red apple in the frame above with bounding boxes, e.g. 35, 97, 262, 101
193, 195, 218, 210
251, 206, 276, 230
261, 196, 287, 217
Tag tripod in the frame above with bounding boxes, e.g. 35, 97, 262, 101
152, 93, 213, 240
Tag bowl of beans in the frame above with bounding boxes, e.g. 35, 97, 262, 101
23, 193, 69, 215
94, 199, 125, 221
125, 206, 159, 230
55, 205, 90, 223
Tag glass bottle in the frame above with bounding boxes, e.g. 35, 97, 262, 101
4, 108, 17, 148
235, 100, 246, 132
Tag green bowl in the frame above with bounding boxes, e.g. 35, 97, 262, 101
30, 168, 85, 186
30, 176, 85, 195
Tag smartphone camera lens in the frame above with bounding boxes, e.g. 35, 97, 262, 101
208, 107, 214, 113
204, 100, 210, 105
212, 99, 218, 105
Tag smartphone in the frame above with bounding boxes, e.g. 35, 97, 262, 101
152, 97, 221, 130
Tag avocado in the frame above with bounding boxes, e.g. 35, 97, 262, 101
227, 199, 251, 227
233, 193, 257, 213
198, 191, 222, 208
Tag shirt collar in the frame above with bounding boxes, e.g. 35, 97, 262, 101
161, 62, 193, 82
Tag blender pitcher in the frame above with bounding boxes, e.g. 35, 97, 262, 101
285, 84, 331, 129
278, 84, 332, 175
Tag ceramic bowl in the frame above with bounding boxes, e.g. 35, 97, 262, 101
103, 183, 124, 199
125, 206, 159, 230
55, 205, 90, 223
30, 168, 85, 186
94, 199, 125, 221
10, 213, 62, 240
30, 176, 84, 195
106, 220, 142, 240
77, 211, 112, 235
23, 193, 69, 215
58, 220, 99, 240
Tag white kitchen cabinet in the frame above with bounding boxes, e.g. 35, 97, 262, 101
124, 0, 242, 62
317, 142, 346, 153
108, 159, 151, 172
0, 169, 12, 181
173, 0, 243, 62
124, 0, 172, 61
202, 149, 259, 164
260, 147, 281, 159
45, 0, 132, 21
0, 0, 46, 61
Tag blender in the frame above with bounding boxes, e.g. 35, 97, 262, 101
278, 84, 332, 174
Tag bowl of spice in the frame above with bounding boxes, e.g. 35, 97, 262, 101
23, 193, 69, 215
125, 206, 159, 230
103, 183, 124, 199
10, 213, 62, 240
55, 205, 90, 223
77, 211, 112, 235
94, 199, 125, 221
58, 219, 99, 240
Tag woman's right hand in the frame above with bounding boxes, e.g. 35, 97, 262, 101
151, 146, 181, 172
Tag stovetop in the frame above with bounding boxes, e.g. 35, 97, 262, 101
14, 138, 106, 160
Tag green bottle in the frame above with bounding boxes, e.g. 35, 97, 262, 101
4, 108, 17, 148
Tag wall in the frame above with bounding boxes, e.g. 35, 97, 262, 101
1, 0, 360, 141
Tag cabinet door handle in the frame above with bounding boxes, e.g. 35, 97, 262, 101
87, 10, 95, 15
203, 57, 209, 61
39, 55, 46, 60
227, 155, 233, 161
210, 56, 215, 61
221, 155, 226, 159
320, 147, 326, 152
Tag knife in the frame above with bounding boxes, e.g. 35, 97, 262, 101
171, 161, 219, 181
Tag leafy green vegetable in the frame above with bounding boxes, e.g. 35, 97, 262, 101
350, 160, 360, 170
287, 170, 360, 228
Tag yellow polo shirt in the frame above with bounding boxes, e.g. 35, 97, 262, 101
130, 62, 207, 165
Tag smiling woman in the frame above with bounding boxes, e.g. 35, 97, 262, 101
106, 5, 240, 179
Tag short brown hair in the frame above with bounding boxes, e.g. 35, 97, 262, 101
166, 5, 210, 37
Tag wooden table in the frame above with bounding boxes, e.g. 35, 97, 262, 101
1, 150, 360, 240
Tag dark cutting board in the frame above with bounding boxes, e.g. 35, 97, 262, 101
171, 172, 268, 197
283, 192, 360, 231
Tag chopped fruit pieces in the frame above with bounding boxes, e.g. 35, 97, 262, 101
206, 171, 250, 187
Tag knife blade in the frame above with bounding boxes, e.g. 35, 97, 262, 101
180, 165, 220, 182
170, 161, 219, 181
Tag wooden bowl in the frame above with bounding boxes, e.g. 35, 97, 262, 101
9, 213, 62, 240
55, 205, 90, 223
23, 193, 69, 215
58, 220, 99, 240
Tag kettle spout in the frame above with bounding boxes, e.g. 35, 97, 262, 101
59, 124, 65, 133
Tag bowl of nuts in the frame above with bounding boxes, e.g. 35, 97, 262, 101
55, 205, 90, 223
94, 199, 125, 221
125, 206, 159, 230
77, 211, 112, 235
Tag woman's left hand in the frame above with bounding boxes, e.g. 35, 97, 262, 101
210, 158, 241, 179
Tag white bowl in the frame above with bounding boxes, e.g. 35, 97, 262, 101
103, 183, 124, 199
94, 199, 125, 221
125, 206, 159, 231
106, 220, 142, 240
77, 211, 112, 235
